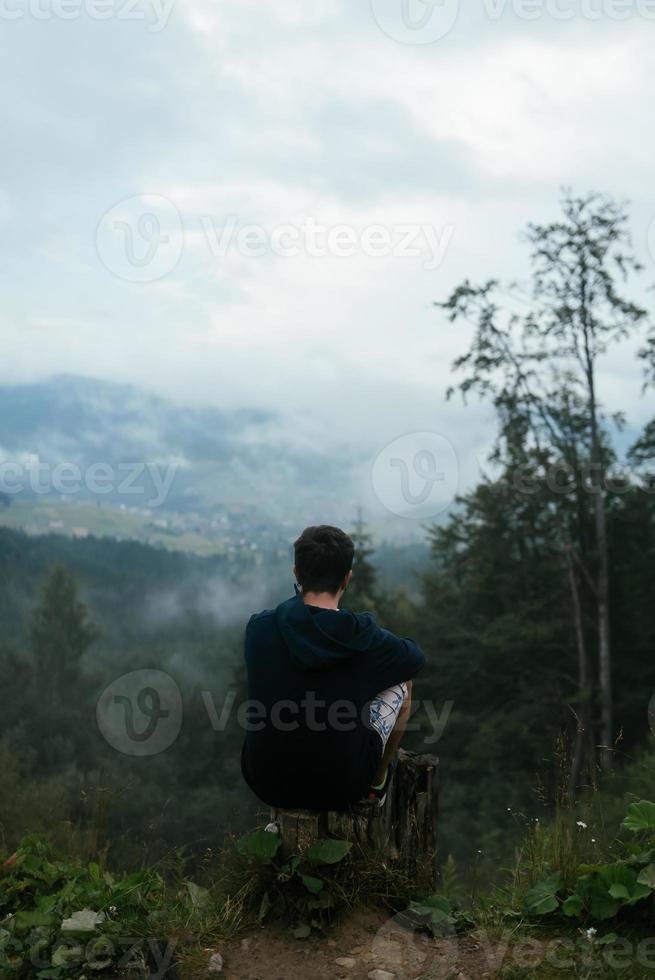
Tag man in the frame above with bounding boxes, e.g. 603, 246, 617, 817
241, 525, 425, 810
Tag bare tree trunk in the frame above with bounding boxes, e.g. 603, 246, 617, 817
271, 749, 439, 892
580, 283, 613, 771
564, 536, 592, 798
595, 490, 613, 768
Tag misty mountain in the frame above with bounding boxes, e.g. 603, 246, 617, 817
0, 375, 361, 522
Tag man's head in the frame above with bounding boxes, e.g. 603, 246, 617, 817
293, 525, 354, 596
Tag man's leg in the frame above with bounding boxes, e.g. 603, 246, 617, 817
372, 680, 413, 787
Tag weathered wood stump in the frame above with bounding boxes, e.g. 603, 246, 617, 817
270, 749, 439, 890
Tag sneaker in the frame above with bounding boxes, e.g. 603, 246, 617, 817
366, 765, 392, 806
366, 782, 388, 807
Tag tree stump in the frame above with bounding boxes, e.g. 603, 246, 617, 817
270, 749, 439, 890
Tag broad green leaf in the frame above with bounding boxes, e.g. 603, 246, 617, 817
562, 893, 584, 918
626, 846, 655, 867
14, 910, 56, 931
637, 863, 655, 889
236, 830, 281, 863
300, 874, 324, 895
415, 894, 452, 914
622, 801, 655, 833
523, 873, 562, 916
293, 924, 311, 939
306, 839, 352, 865
608, 883, 630, 900
600, 865, 650, 907
586, 886, 620, 921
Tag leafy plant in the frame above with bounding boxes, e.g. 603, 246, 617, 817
522, 800, 655, 924
231, 829, 355, 932
0, 835, 190, 978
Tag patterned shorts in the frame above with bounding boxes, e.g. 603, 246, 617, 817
369, 682, 408, 749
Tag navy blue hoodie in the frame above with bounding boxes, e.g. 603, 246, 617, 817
241, 592, 425, 810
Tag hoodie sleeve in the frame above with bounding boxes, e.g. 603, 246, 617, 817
359, 626, 426, 695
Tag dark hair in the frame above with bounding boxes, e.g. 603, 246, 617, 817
293, 525, 354, 595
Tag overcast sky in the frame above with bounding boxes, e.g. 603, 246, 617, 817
2, 0, 654, 496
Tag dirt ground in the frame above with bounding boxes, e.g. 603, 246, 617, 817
216, 909, 510, 980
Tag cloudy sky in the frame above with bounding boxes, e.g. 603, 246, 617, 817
2, 0, 654, 500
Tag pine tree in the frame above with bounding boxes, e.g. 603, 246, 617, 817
346, 511, 379, 613
30, 564, 98, 704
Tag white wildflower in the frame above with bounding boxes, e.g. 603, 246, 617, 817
577, 821, 588, 829
586, 928, 597, 941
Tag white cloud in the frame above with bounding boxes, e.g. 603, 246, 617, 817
0, 1, 653, 486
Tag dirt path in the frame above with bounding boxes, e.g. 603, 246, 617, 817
218, 909, 506, 980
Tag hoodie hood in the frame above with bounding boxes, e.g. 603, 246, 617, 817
275, 593, 380, 670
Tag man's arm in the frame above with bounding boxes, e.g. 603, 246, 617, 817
362, 627, 426, 694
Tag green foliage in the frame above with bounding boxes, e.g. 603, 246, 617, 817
30, 564, 98, 701
306, 839, 352, 865
0, 836, 168, 978
404, 893, 470, 938
226, 827, 419, 938
523, 873, 563, 916
622, 801, 655, 833
522, 799, 655, 925
232, 830, 354, 924
235, 830, 281, 863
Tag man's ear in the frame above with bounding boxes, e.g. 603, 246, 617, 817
343, 570, 353, 591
